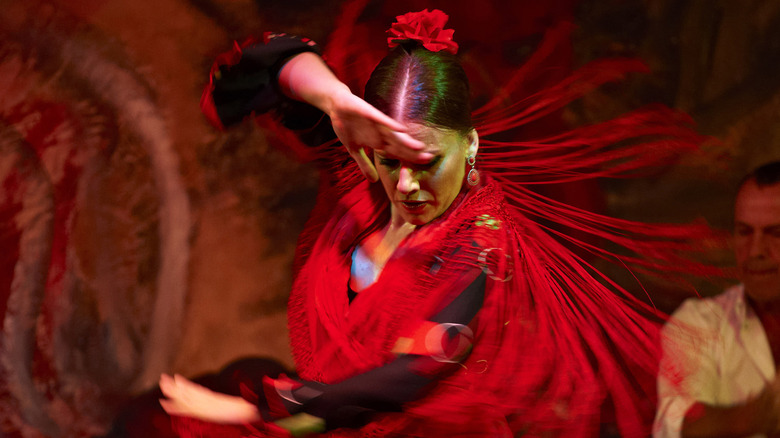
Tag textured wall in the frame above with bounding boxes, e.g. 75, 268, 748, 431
0, 0, 778, 436
0, 1, 318, 436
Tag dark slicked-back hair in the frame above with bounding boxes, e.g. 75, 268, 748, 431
739, 160, 780, 190
364, 44, 472, 136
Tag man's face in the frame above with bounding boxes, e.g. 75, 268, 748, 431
734, 180, 780, 303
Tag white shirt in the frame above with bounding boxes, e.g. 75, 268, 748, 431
654, 285, 776, 438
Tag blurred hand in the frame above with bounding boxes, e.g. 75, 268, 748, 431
326, 89, 429, 182
279, 52, 428, 182
764, 376, 780, 433
159, 373, 262, 424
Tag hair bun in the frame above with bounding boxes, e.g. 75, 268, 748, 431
386, 9, 458, 55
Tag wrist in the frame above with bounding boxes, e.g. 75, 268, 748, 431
318, 84, 352, 117
752, 387, 780, 434
229, 396, 263, 424
279, 52, 351, 114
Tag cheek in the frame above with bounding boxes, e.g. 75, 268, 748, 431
734, 243, 750, 266
445, 157, 466, 186
376, 166, 397, 192
429, 159, 465, 198
771, 240, 780, 259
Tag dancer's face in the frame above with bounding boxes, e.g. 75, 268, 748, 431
734, 180, 780, 303
375, 124, 477, 226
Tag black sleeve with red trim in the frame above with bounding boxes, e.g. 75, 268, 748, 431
203, 33, 326, 131
261, 270, 486, 430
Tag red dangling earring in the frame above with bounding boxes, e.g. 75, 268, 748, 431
467, 155, 480, 186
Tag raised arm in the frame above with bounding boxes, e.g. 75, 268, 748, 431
160, 269, 486, 434
276, 52, 429, 182
259, 269, 486, 432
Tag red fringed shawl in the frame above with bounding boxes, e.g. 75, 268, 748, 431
290, 176, 525, 436
284, 164, 668, 436
185, 2, 724, 436
284, 4, 720, 434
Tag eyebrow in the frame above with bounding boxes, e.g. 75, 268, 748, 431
734, 222, 780, 232
375, 151, 398, 159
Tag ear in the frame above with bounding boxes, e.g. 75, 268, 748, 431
465, 129, 479, 157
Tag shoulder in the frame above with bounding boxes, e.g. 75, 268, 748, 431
439, 182, 519, 281
459, 179, 512, 236
668, 284, 745, 329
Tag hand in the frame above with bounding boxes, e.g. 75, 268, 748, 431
326, 89, 430, 182
159, 373, 262, 424
762, 376, 780, 433
278, 52, 429, 181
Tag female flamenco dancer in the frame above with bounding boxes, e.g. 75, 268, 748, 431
151, 9, 714, 438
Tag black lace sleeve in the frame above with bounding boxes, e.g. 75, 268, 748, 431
263, 271, 487, 431
203, 33, 326, 131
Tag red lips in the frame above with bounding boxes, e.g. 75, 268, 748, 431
401, 200, 427, 212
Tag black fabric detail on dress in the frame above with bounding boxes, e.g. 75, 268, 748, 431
211, 34, 323, 129
286, 271, 486, 430
431, 271, 486, 324
347, 282, 358, 303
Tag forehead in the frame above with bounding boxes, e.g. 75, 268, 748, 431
735, 181, 780, 226
406, 123, 464, 154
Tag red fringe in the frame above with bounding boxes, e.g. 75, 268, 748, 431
198, 2, 727, 435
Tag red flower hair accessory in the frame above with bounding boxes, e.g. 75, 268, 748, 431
387, 9, 458, 55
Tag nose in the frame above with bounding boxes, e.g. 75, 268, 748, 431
396, 166, 419, 195
749, 232, 768, 258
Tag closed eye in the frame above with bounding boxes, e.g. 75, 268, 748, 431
418, 155, 442, 170
379, 157, 400, 168
378, 155, 441, 170
735, 223, 753, 236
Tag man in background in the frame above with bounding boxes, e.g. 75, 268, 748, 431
655, 160, 780, 437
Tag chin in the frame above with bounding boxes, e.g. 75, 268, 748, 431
404, 215, 431, 226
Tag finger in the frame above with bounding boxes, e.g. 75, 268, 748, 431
339, 116, 383, 152
350, 147, 378, 182
351, 99, 408, 134
173, 374, 199, 391
383, 131, 432, 164
332, 120, 354, 148
159, 398, 173, 412
368, 111, 408, 133
173, 374, 193, 385
379, 126, 426, 151
159, 398, 185, 416
159, 375, 177, 398
173, 375, 209, 400
388, 130, 426, 150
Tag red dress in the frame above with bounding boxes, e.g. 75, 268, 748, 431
185, 28, 719, 437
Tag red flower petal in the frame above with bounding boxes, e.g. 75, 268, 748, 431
385, 9, 459, 55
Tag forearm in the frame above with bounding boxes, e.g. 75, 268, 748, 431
264, 271, 486, 430
222, 396, 264, 424
277, 52, 350, 115
159, 373, 263, 425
